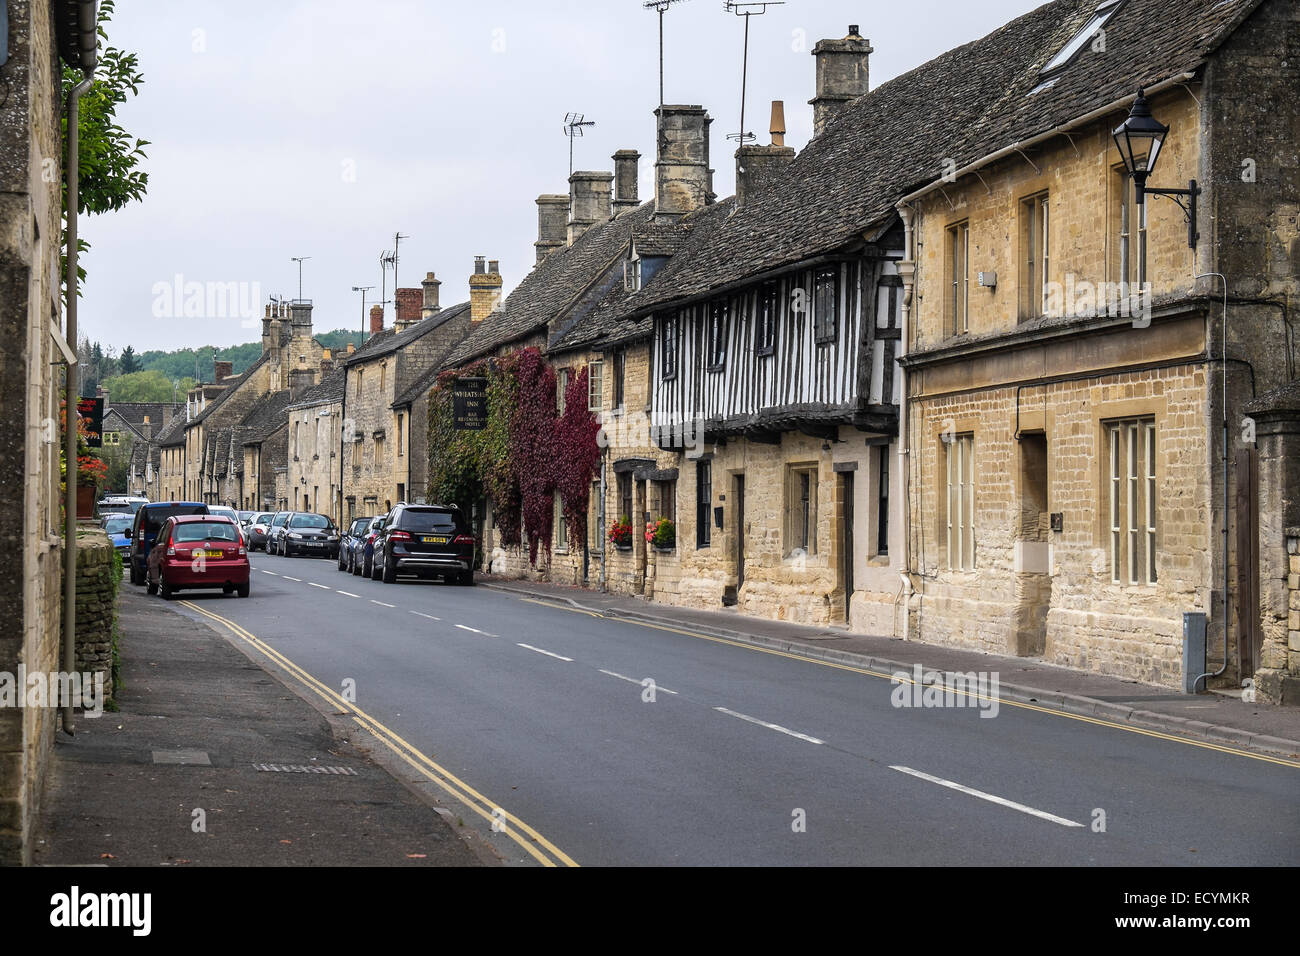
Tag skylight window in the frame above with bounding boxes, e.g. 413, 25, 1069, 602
1040, 0, 1124, 75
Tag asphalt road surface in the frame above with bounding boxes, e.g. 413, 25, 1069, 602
162, 550, 1300, 867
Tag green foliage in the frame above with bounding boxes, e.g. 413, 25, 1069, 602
314, 330, 367, 353
135, 342, 259, 381
100, 369, 188, 403
651, 517, 676, 549
61, 0, 148, 217
117, 344, 141, 374
428, 348, 602, 567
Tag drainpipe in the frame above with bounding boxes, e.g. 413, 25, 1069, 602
599, 448, 608, 593
62, 61, 96, 735
1193, 272, 1230, 692
894, 204, 917, 642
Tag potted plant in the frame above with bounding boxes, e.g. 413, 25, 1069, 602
608, 515, 633, 550
649, 517, 676, 551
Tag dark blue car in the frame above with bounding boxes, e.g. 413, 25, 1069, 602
128, 502, 209, 586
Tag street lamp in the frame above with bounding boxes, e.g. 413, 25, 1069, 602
1112, 88, 1199, 249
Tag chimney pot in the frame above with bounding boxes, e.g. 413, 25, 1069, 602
469, 257, 504, 323
369, 304, 385, 334
770, 100, 787, 147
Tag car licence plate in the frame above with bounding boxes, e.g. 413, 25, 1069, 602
201, 550, 224, 558
422, 535, 449, 544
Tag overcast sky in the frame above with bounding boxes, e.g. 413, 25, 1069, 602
80, 0, 1046, 355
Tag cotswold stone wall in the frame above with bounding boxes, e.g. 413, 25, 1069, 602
74, 529, 117, 703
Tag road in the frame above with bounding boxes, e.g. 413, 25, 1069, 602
161, 550, 1300, 866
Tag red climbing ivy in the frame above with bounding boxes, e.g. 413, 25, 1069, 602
427, 347, 602, 568
555, 367, 602, 552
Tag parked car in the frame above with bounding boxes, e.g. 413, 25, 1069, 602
338, 516, 374, 571
100, 513, 133, 557
146, 515, 249, 599
246, 512, 276, 551
371, 504, 475, 585
97, 495, 147, 517
352, 516, 386, 577
208, 506, 247, 546
279, 512, 340, 558
237, 510, 255, 526
264, 511, 292, 554
128, 502, 209, 586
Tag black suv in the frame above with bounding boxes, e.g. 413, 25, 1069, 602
371, 504, 475, 585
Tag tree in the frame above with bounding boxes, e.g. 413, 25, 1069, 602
61, 0, 149, 296
118, 345, 141, 374
101, 370, 181, 403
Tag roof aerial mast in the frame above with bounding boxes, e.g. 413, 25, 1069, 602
724, 1, 785, 146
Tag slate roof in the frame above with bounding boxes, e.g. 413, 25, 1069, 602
104, 402, 182, 437
443, 201, 658, 367
190, 352, 269, 425
624, 0, 1264, 313
156, 413, 188, 448
286, 367, 347, 411
238, 389, 293, 445
390, 302, 477, 407
343, 301, 472, 368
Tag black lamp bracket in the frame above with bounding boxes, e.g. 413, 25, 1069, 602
1137, 178, 1200, 249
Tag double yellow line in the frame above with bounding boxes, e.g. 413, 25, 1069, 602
179, 600, 578, 867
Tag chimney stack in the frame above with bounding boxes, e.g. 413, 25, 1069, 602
535, 195, 569, 264
613, 149, 641, 216
394, 288, 422, 332
141, 415, 151, 440
289, 367, 315, 402
810, 26, 872, 137
421, 271, 442, 318
568, 170, 614, 245
470, 257, 503, 323
346, 342, 356, 355
654, 105, 713, 218
213, 360, 234, 384
320, 348, 333, 376
735, 102, 796, 208
369, 304, 385, 334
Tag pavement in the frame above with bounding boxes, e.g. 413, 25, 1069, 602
32, 587, 489, 867
478, 575, 1300, 760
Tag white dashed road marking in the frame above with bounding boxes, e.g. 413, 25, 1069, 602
309, 583, 330, 589
260, 570, 278, 575
713, 707, 824, 745
599, 669, 679, 694
370, 600, 395, 608
283, 576, 302, 582
411, 612, 440, 621
517, 643, 573, 662
336, 591, 360, 598
889, 766, 1084, 827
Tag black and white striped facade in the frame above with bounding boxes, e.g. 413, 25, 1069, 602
648, 236, 904, 446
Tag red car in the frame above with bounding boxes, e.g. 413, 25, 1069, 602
147, 515, 251, 599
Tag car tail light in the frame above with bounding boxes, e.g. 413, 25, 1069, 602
389, 530, 411, 541
239, 546, 246, 555
453, 534, 475, 544
166, 546, 175, 556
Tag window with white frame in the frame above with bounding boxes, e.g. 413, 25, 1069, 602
947, 221, 970, 335
556, 367, 570, 415
1020, 192, 1050, 319
944, 433, 975, 570
1106, 418, 1156, 585
588, 360, 604, 411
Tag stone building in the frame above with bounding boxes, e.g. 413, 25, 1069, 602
239, 390, 292, 512
339, 276, 473, 524
285, 366, 346, 519
608, 37, 907, 633
0, 0, 98, 865
181, 299, 327, 506
894, 0, 1299, 690
435, 148, 661, 585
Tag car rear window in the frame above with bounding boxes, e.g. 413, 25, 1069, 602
399, 510, 459, 533
104, 517, 132, 533
174, 522, 239, 543
142, 505, 206, 534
